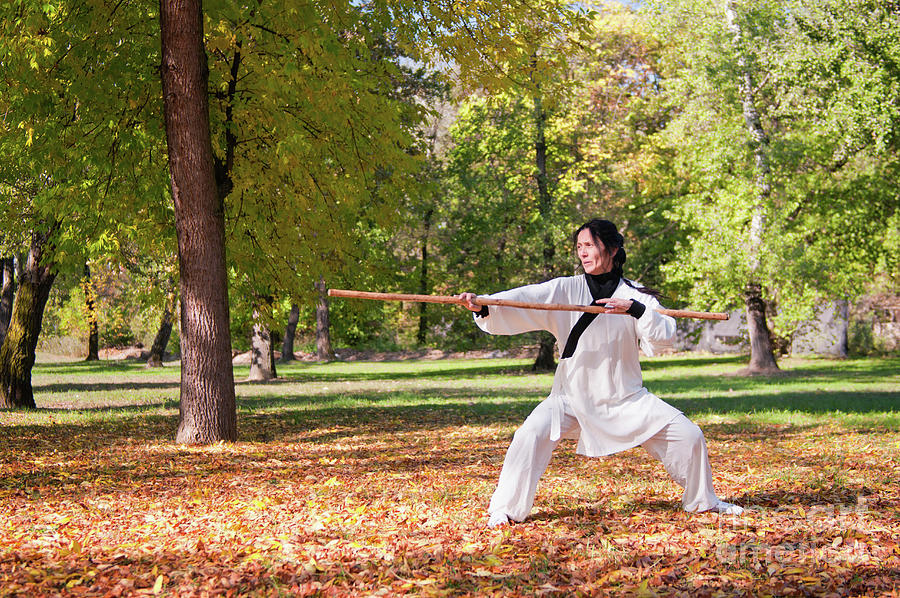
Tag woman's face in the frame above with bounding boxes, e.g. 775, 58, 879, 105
576, 228, 616, 275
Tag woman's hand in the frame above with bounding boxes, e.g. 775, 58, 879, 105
595, 297, 633, 314
456, 292, 482, 312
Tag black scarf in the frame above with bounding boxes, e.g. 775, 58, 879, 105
560, 270, 620, 359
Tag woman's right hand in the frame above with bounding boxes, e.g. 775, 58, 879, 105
457, 292, 482, 312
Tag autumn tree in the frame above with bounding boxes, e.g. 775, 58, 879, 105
156, 0, 589, 442
420, 5, 679, 357
725, 0, 780, 372
159, 0, 236, 442
0, 226, 57, 409
0, 0, 169, 406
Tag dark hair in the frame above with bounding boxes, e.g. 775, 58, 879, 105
573, 219, 662, 299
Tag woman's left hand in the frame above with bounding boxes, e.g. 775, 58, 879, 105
595, 297, 633, 314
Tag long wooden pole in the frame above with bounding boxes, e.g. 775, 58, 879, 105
327, 289, 729, 321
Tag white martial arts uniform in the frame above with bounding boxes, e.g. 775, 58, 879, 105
475, 275, 722, 521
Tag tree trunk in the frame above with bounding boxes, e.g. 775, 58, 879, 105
744, 282, 779, 373
147, 285, 176, 367
532, 90, 556, 372
82, 263, 99, 361
417, 207, 434, 345
160, 0, 236, 443
280, 303, 299, 362
726, 1, 779, 373
0, 230, 56, 409
315, 278, 334, 361
0, 257, 15, 347
248, 309, 277, 381
532, 334, 556, 371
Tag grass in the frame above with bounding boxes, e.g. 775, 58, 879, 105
11, 354, 897, 430
1, 353, 898, 596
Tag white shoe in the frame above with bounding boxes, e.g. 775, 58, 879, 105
488, 512, 510, 528
711, 500, 744, 516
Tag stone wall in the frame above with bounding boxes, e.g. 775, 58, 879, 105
674, 311, 747, 353
791, 301, 848, 357
673, 296, 897, 357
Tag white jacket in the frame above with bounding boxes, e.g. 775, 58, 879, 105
475, 275, 682, 457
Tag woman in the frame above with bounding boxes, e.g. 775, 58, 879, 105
458, 219, 742, 527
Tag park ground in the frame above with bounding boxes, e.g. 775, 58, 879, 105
1, 354, 899, 596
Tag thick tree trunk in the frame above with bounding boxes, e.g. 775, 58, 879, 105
532, 91, 556, 372
744, 282, 779, 373
280, 303, 299, 362
0, 231, 56, 409
83, 263, 99, 361
160, 0, 236, 443
417, 208, 434, 346
248, 309, 277, 381
0, 257, 15, 346
315, 278, 334, 361
147, 286, 176, 367
726, 2, 779, 373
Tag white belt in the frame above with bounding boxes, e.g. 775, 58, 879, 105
548, 393, 566, 442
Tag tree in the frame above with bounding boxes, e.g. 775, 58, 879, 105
314, 278, 334, 361
279, 303, 300, 362
159, 0, 236, 443
247, 304, 277, 381
645, 0, 898, 368
424, 5, 680, 358
724, 0, 780, 372
82, 263, 100, 362
771, 0, 900, 291
146, 282, 176, 367
0, 227, 57, 409
1, 0, 170, 405
564, 4, 687, 283
644, 0, 798, 371
157, 0, 588, 441
531, 88, 559, 371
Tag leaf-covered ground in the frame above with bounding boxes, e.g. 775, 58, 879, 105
1, 355, 899, 596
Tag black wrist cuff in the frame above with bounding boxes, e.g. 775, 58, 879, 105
627, 300, 646, 319
475, 305, 489, 318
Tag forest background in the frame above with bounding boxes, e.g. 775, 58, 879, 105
1, 0, 897, 437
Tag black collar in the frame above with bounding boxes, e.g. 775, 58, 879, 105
585, 270, 620, 300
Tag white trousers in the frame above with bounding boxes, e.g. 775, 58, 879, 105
488, 398, 720, 521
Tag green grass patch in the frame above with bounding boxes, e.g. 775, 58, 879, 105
7, 353, 897, 432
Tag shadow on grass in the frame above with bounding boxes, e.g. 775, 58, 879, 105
666, 390, 900, 417
640, 354, 748, 370
33, 360, 151, 375
19, 384, 899, 428
259, 361, 538, 383
15, 355, 898, 441
34, 380, 181, 395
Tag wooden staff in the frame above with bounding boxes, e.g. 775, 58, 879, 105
328, 289, 729, 321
